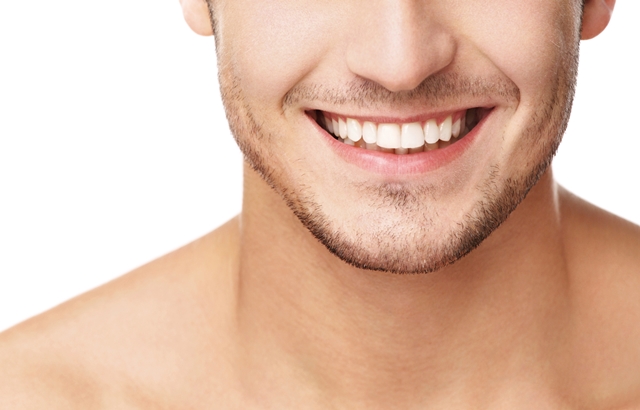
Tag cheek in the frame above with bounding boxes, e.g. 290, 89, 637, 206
218, 0, 334, 109
453, 0, 579, 102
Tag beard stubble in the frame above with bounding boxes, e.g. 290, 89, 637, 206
217, 46, 579, 274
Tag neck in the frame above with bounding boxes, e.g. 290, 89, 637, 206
234, 164, 570, 407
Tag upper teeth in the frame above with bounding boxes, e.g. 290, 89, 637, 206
322, 111, 466, 151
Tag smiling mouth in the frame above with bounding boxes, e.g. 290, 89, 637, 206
309, 108, 490, 154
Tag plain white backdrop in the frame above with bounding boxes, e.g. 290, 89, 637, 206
0, 1, 638, 332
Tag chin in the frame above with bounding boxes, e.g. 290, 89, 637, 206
219, 50, 576, 275
284, 157, 549, 274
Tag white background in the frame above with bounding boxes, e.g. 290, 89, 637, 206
0, 1, 638, 332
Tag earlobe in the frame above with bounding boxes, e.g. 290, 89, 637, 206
179, 0, 213, 36
581, 0, 615, 40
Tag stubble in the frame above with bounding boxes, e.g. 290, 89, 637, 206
212, 9, 580, 274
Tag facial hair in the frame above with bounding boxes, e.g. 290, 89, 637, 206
215, 32, 579, 275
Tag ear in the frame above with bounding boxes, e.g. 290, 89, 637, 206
179, 0, 213, 36
581, 0, 615, 40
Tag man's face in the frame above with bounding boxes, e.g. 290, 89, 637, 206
212, 0, 581, 273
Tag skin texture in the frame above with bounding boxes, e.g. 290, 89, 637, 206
214, 0, 573, 273
2, 0, 640, 409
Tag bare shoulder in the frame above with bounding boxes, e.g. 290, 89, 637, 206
0, 217, 240, 409
559, 186, 640, 273
558, 188, 640, 407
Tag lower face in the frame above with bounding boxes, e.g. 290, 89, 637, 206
213, 0, 581, 273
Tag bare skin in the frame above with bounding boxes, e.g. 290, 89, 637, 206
2, 0, 640, 408
1, 167, 639, 409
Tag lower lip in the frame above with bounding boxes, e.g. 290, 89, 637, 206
310, 111, 490, 176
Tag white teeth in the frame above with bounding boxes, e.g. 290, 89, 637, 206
362, 121, 377, 144
439, 116, 452, 142
322, 109, 474, 153
338, 118, 348, 139
452, 117, 461, 138
325, 114, 334, 134
424, 119, 439, 144
401, 122, 425, 149
347, 118, 362, 142
377, 123, 401, 149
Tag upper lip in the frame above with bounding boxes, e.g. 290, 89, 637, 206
316, 108, 470, 124
306, 101, 496, 124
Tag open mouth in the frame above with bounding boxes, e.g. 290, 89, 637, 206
309, 108, 490, 154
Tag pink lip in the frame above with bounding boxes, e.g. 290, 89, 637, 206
322, 109, 467, 126
308, 109, 491, 176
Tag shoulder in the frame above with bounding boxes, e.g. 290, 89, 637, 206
559, 186, 640, 274
558, 188, 640, 407
0, 217, 240, 409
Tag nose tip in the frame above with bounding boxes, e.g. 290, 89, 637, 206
345, 5, 456, 93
